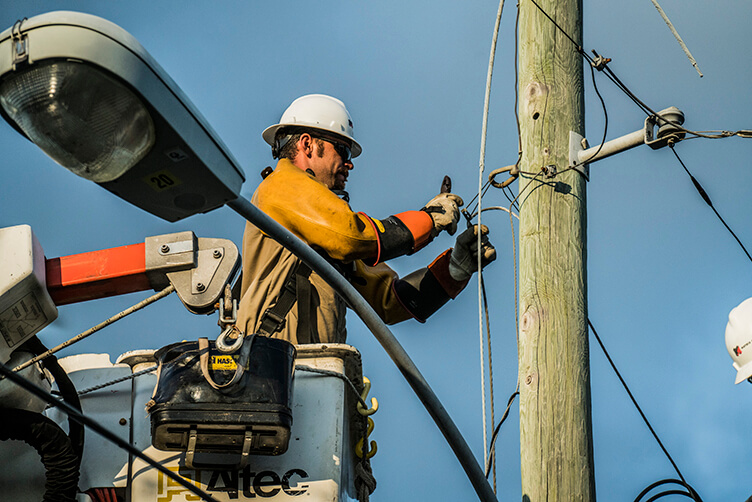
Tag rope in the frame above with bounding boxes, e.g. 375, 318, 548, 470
10, 285, 175, 375
75, 365, 158, 396
481, 277, 496, 490
477, 0, 507, 476
295, 365, 369, 409
295, 364, 376, 501
355, 461, 377, 502
649, 0, 703, 77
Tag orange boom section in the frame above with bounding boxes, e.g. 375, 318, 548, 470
46, 243, 151, 305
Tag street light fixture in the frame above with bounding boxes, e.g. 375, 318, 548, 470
0, 11, 245, 222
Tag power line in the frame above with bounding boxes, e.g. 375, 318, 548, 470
649, 0, 703, 77
527, 0, 751, 143
634, 478, 704, 502
485, 389, 519, 478
669, 143, 752, 264
588, 318, 693, 490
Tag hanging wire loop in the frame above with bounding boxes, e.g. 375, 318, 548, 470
488, 165, 519, 189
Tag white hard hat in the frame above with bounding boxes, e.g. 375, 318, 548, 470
725, 297, 752, 384
263, 94, 362, 158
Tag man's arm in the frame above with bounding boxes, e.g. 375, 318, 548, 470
348, 251, 467, 324
349, 225, 497, 324
255, 159, 461, 264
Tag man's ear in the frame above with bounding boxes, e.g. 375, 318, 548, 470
299, 133, 314, 158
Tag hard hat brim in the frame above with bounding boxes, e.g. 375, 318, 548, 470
734, 359, 752, 384
262, 124, 362, 158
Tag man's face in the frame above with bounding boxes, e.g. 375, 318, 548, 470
311, 136, 354, 191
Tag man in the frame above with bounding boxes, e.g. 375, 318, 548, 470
236, 94, 496, 344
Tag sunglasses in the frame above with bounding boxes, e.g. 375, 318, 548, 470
316, 134, 352, 162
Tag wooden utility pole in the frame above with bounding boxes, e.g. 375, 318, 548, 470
517, 0, 595, 500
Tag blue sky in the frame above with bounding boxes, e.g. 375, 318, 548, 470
1, 1, 751, 500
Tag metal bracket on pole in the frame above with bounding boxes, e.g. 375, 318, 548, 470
569, 106, 685, 177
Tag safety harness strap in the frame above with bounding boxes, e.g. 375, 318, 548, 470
295, 264, 319, 344
257, 261, 315, 342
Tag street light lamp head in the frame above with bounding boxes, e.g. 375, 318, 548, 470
0, 12, 245, 221
0, 60, 155, 183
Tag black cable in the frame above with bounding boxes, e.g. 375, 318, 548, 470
467, 182, 497, 221
581, 63, 609, 164
634, 478, 703, 502
601, 65, 654, 116
527, 0, 656, 124
669, 143, 752, 264
465, 179, 493, 216
646, 491, 695, 502
526, 0, 653, 121
0, 409, 80, 502
528, 0, 591, 63
527, 0, 752, 144
0, 361, 221, 502
20, 336, 85, 463
588, 318, 690, 486
511, 1, 522, 211
484, 390, 519, 478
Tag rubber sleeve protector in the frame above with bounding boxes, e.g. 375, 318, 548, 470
350, 249, 469, 324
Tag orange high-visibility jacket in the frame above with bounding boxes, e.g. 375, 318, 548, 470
236, 159, 467, 344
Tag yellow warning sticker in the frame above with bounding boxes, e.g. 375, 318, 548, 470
210, 355, 237, 371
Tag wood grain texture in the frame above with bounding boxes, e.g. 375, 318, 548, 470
517, 0, 595, 500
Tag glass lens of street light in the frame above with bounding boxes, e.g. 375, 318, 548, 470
0, 60, 155, 183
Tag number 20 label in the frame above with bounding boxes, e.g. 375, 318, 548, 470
145, 171, 181, 192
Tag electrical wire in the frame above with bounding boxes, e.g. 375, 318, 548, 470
491, 3, 726, 498
669, 143, 752, 264
581, 63, 609, 165
634, 478, 703, 502
465, 180, 494, 219
479, 169, 545, 480
588, 318, 691, 487
527, 0, 751, 146
479, 206, 519, 220
476, 0, 508, 483
511, 2, 523, 198
485, 390, 519, 478
0, 360, 221, 502
649, 0, 703, 77
467, 2, 537, 477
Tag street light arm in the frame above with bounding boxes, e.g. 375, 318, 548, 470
226, 195, 498, 502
